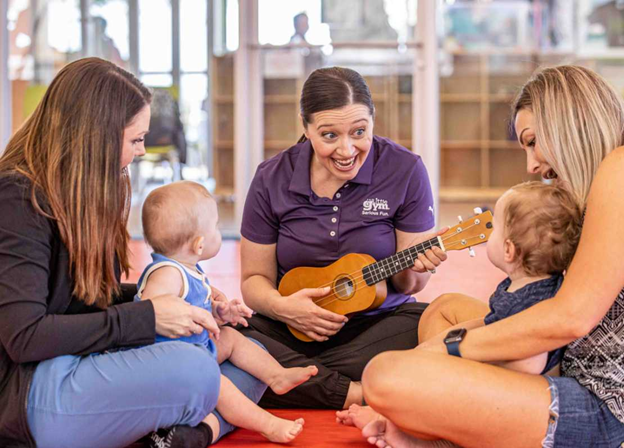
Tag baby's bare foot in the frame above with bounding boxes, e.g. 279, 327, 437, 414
262, 417, 305, 443
270, 366, 318, 395
336, 404, 382, 429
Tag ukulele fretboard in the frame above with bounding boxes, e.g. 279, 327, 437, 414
362, 237, 441, 286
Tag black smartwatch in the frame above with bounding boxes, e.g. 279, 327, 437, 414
444, 328, 467, 357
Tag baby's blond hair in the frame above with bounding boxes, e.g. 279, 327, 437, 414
142, 181, 214, 256
504, 182, 582, 277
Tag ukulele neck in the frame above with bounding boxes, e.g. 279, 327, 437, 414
362, 236, 443, 286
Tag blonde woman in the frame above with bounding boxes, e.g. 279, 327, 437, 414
0, 58, 267, 448
353, 65, 624, 447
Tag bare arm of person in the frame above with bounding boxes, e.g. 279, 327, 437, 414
421, 147, 624, 362
392, 228, 447, 295
420, 317, 547, 374
240, 237, 347, 342
490, 353, 547, 375
140, 266, 184, 299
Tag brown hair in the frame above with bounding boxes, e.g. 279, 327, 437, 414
142, 181, 213, 256
298, 66, 374, 143
511, 65, 624, 206
0, 58, 152, 308
504, 181, 582, 276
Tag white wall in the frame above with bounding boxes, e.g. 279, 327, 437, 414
413, 0, 440, 223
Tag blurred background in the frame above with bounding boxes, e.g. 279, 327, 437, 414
2, 0, 623, 239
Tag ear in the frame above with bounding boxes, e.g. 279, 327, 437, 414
192, 236, 205, 256
503, 239, 516, 264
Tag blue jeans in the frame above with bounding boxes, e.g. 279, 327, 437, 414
26, 340, 268, 448
544, 376, 624, 448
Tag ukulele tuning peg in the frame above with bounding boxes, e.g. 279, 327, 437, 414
457, 215, 463, 223
469, 247, 476, 258
473, 207, 483, 215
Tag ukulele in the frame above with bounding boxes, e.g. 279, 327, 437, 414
278, 210, 494, 342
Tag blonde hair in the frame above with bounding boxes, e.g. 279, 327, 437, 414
0, 58, 152, 308
512, 65, 624, 206
504, 182, 582, 277
142, 181, 214, 256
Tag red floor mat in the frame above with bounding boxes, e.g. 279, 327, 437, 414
214, 409, 369, 447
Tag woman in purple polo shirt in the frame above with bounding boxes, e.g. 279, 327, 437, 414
239, 67, 446, 409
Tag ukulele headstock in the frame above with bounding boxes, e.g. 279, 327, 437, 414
441, 210, 493, 252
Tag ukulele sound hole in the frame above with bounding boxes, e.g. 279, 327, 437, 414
334, 276, 355, 300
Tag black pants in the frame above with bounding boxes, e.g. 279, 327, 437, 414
239, 301, 428, 409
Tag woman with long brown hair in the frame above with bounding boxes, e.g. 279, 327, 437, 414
0, 58, 266, 448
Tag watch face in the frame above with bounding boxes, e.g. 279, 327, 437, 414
445, 328, 466, 343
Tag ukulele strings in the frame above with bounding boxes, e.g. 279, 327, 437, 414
313, 235, 485, 309
312, 233, 486, 309
307, 221, 484, 297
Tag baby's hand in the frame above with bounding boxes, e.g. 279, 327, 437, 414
213, 298, 254, 327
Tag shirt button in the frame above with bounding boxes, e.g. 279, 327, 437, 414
336, 193, 341, 199
330, 231, 336, 237
333, 206, 338, 212
331, 217, 337, 223
344, 184, 349, 188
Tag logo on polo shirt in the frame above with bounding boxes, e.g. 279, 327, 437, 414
362, 198, 389, 216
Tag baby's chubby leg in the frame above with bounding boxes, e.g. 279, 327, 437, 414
215, 326, 318, 395
417, 293, 490, 343
212, 374, 305, 443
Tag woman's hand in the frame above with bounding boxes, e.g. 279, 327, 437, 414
407, 228, 449, 274
150, 294, 220, 340
279, 287, 348, 342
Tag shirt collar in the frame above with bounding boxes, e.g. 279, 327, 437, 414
288, 137, 375, 196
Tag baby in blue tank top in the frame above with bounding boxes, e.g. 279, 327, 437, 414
419, 181, 582, 374
135, 181, 318, 444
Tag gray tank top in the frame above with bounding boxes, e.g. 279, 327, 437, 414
561, 288, 624, 423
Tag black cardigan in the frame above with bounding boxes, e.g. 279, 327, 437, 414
0, 174, 156, 446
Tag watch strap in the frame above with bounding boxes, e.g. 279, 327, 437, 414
446, 340, 462, 357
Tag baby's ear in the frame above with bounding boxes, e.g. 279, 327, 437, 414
192, 235, 205, 256
503, 239, 517, 263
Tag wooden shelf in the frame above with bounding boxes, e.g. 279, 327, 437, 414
440, 187, 507, 202
264, 140, 296, 150
488, 94, 516, 102
264, 95, 299, 104
441, 94, 484, 102
441, 141, 485, 149
211, 52, 564, 203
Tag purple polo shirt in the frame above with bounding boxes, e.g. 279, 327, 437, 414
241, 135, 435, 313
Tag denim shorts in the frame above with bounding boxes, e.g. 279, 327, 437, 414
543, 376, 624, 448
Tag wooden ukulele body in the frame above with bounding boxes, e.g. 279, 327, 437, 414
278, 253, 387, 342
278, 210, 493, 342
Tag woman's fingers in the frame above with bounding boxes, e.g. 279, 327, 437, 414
412, 247, 448, 273
318, 307, 349, 324
305, 329, 328, 342
417, 253, 437, 272
314, 317, 346, 333
191, 306, 220, 335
